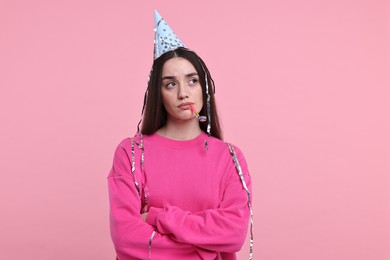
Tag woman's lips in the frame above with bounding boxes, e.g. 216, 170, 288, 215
178, 102, 193, 110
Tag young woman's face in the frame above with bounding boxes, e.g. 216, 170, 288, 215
160, 57, 203, 122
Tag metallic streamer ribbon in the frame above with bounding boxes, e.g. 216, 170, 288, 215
228, 143, 254, 260
130, 139, 140, 196
130, 133, 145, 197
132, 133, 154, 259
148, 230, 156, 260
204, 74, 211, 150
132, 133, 145, 171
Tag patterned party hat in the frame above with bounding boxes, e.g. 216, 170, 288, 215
153, 10, 185, 60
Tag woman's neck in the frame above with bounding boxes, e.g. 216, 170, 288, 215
157, 118, 201, 140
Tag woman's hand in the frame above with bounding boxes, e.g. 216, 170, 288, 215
141, 212, 148, 222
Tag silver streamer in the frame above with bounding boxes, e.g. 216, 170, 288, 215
148, 230, 156, 260
228, 143, 254, 260
204, 74, 211, 150
137, 133, 147, 213
137, 133, 145, 170
205, 75, 211, 136
133, 133, 148, 214
132, 133, 145, 170
130, 139, 141, 196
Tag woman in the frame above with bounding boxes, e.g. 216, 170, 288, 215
108, 11, 252, 260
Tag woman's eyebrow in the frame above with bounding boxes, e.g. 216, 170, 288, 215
162, 72, 198, 81
185, 72, 198, 77
162, 75, 175, 80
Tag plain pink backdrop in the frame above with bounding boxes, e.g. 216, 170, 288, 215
0, 0, 389, 259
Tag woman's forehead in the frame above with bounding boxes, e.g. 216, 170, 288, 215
162, 57, 197, 77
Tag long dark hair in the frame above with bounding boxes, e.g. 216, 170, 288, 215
140, 47, 222, 140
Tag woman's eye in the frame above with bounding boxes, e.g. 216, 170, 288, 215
189, 78, 198, 85
166, 82, 176, 88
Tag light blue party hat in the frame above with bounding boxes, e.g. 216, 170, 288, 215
153, 10, 185, 60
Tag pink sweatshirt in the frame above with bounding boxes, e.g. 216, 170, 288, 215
108, 131, 252, 260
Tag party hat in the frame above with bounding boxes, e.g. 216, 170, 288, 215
153, 10, 185, 60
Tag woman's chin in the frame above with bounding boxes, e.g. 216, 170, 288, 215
168, 115, 198, 123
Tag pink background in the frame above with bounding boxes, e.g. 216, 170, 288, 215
1, 0, 389, 259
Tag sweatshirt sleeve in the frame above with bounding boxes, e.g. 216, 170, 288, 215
145, 146, 252, 253
108, 141, 209, 259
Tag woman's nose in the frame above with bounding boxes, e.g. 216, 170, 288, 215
178, 84, 189, 99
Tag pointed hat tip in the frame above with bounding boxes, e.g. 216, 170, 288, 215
154, 9, 162, 23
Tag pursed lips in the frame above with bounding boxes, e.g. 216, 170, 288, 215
178, 102, 193, 109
